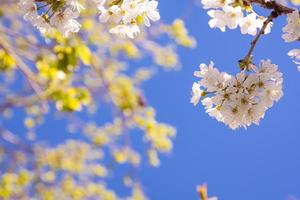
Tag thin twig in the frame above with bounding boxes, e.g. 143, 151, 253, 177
243, 11, 278, 63
0, 25, 43, 49
244, 0, 297, 14
0, 36, 48, 112
0, 95, 41, 113
240, 0, 299, 69
0, 127, 33, 153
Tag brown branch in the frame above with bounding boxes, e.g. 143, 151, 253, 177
239, 0, 299, 69
245, 0, 297, 14
242, 11, 278, 66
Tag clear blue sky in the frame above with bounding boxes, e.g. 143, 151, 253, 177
6, 1, 300, 200
138, 1, 300, 200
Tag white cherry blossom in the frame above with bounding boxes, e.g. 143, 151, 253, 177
96, 0, 160, 38
207, 9, 227, 31
202, 1, 273, 35
201, 0, 233, 9
140, 0, 160, 27
191, 60, 283, 129
239, 13, 261, 35
50, 7, 81, 37
19, 0, 84, 37
223, 6, 243, 30
191, 83, 203, 106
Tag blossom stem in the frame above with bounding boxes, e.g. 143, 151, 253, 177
242, 11, 279, 69
246, 0, 297, 14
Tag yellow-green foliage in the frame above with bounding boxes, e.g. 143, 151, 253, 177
0, 1, 196, 199
167, 19, 196, 48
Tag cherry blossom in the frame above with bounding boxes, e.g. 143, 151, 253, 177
202, 0, 273, 35
191, 60, 283, 129
19, 0, 84, 37
96, 0, 160, 38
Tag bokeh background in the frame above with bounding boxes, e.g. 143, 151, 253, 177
5, 1, 300, 199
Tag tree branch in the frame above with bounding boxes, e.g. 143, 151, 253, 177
242, 11, 278, 67
245, 0, 297, 14
0, 37, 48, 112
0, 127, 33, 153
239, 1, 299, 69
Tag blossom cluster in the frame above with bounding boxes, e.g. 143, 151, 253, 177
19, 0, 84, 37
201, 0, 272, 35
94, 0, 160, 38
191, 60, 283, 129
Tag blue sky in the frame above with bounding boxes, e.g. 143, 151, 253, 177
3, 1, 300, 200
138, 1, 300, 200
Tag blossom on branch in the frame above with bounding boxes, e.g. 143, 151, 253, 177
202, 0, 272, 36
95, 0, 160, 38
19, 0, 84, 37
191, 60, 283, 129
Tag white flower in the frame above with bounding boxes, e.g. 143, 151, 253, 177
121, 0, 142, 24
243, 104, 265, 126
204, 2, 274, 35
202, 97, 214, 109
19, 0, 52, 34
66, 0, 85, 15
239, 13, 272, 36
221, 103, 243, 129
140, 0, 160, 27
239, 13, 260, 35
98, 5, 122, 23
257, 16, 272, 34
50, 8, 81, 37
110, 23, 140, 39
19, 0, 84, 37
207, 6, 243, 31
194, 62, 231, 92
282, 10, 300, 42
192, 60, 283, 129
201, 0, 233, 9
191, 82, 203, 106
19, 0, 37, 21
32, 17, 52, 34
95, 0, 160, 38
223, 6, 243, 29
207, 9, 227, 31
